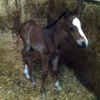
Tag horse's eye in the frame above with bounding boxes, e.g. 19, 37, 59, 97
69, 27, 74, 31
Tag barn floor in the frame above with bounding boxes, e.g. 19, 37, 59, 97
0, 32, 97, 100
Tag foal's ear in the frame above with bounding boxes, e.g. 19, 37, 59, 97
65, 8, 70, 14
65, 8, 72, 16
73, 5, 80, 15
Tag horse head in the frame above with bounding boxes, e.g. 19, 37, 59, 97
64, 6, 88, 48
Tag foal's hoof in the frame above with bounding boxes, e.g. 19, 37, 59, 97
26, 75, 30, 79
54, 81, 62, 91
33, 84, 36, 88
41, 92, 46, 99
24, 74, 30, 79
40, 90, 46, 99
54, 85, 62, 91
57, 86, 62, 91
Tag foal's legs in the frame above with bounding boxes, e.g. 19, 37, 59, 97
40, 54, 49, 98
22, 42, 36, 87
22, 48, 30, 79
51, 55, 62, 90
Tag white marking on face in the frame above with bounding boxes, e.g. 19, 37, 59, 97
24, 64, 30, 79
72, 18, 88, 47
54, 81, 62, 90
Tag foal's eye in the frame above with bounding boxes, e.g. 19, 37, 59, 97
69, 27, 74, 31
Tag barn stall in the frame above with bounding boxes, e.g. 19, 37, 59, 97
0, 0, 100, 100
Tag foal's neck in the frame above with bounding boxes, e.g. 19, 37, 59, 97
51, 17, 65, 33
50, 17, 67, 48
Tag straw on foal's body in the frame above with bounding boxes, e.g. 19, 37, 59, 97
19, 6, 88, 98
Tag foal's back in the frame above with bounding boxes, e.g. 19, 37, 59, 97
19, 20, 54, 54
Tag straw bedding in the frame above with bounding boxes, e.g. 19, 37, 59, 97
0, 32, 97, 100
0, 0, 99, 99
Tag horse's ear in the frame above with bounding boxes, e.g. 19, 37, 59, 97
73, 5, 80, 15
65, 8, 69, 13
65, 8, 71, 16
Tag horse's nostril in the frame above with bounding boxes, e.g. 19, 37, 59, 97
81, 41, 86, 48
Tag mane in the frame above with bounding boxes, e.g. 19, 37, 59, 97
44, 11, 65, 29
44, 8, 75, 29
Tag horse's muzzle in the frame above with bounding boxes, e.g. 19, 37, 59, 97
77, 39, 88, 48
81, 41, 86, 48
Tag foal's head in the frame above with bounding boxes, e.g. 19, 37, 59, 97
64, 6, 88, 48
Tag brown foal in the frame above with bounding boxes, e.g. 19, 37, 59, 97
18, 6, 88, 98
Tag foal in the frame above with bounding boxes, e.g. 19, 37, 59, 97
18, 6, 88, 98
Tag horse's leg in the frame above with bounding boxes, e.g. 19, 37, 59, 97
22, 42, 36, 87
51, 55, 62, 90
40, 54, 49, 98
49, 65, 54, 80
22, 48, 30, 79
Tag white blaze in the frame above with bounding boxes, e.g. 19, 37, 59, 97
72, 18, 88, 47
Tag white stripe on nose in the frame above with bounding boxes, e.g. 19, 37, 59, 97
72, 18, 88, 47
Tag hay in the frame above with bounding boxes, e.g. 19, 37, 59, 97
0, 0, 48, 33
48, 1, 100, 98
0, 0, 99, 99
0, 33, 97, 100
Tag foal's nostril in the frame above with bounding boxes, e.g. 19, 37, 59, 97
81, 41, 86, 48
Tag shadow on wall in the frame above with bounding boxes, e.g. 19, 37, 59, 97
59, 37, 100, 99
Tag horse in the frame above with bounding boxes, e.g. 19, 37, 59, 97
18, 6, 88, 98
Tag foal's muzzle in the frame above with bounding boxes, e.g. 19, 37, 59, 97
77, 39, 88, 48
81, 41, 86, 48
